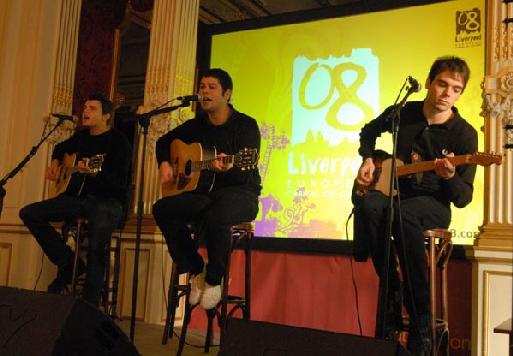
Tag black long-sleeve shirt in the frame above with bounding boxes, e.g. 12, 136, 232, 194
52, 128, 131, 203
359, 101, 477, 208
155, 108, 262, 195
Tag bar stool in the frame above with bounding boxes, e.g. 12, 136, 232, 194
423, 228, 453, 356
61, 217, 88, 295
102, 229, 122, 317
61, 217, 123, 317
161, 222, 254, 356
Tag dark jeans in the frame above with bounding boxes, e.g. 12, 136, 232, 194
353, 191, 450, 329
152, 186, 259, 286
19, 194, 123, 306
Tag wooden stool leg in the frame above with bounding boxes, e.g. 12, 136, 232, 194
71, 220, 84, 295
244, 230, 252, 320
219, 239, 235, 346
162, 263, 180, 344
429, 237, 437, 356
177, 298, 193, 356
110, 232, 122, 317
205, 308, 217, 353
424, 229, 453, 356
102, 238, 111, 313
219, 224, 253, 349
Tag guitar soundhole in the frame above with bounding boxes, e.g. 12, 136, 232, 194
184, 160, 192, 175
373, 168, 382, 184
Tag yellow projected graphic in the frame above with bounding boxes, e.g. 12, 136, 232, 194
211, 0, 485, 244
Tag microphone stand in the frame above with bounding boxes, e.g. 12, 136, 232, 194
0, 118, 67, 219
376, 83, 419, 339
129, 101, 190, 341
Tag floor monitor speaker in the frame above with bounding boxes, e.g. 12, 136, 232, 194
0, 286, 138, 356
219, 318, 411, 356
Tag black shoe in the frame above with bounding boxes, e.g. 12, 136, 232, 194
407, 314, 432, 356
47, 275, 70, 294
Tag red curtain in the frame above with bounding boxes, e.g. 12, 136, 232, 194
187, 249, 472, 356
72, 0, 128, 114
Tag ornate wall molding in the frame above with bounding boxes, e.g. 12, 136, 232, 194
479, 0, 513, 235
134, 0, 199, 214
43, 0, 83, 146
470, 1, 513, 355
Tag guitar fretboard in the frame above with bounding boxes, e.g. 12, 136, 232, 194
192, 156, 235, 171
396, 155, 469, 177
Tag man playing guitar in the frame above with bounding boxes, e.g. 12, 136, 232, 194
19, 94, 130, 307
152, 68, 261, 310
353, 57, 477, 356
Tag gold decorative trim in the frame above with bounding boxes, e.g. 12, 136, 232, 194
0, 242, 12, 286
109, 29, 121, 103
476, 222, 513, 250
119, 247, 151, 321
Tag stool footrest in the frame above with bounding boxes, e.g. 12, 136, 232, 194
162, 222, 254, 355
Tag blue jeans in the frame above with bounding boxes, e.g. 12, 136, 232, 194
19, 194, 123, 306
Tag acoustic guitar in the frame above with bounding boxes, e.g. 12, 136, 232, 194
48, 153, 105, 198
161, 139, 259, 197
353, 151, 502, 199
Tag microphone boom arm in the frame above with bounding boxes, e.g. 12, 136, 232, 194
0, 118, 67, 218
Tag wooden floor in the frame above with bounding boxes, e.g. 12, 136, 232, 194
116, 320, 220, 356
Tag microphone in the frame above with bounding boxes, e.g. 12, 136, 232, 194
177, 94, 202, 102
51, 113, 76, 122
407, 76, 422, 92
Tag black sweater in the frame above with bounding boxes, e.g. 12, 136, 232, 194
52, 128, 131, 203
358, 101, 478, 208
155, 109, 262, 195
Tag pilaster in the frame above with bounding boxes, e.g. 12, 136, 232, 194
468, 1, 513, 355
133, 0, 200, 215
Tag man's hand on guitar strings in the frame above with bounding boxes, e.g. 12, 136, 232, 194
77, 158, 92, 174
356, 158, 375, 186
159, 161, 175, 184
46, 159, 60, 181
434, 152, 455, 180
211, 153, 234, 172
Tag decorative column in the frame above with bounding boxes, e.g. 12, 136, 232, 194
478, 0, 513, 248
133, 0, 200, 216
51, 0, 82, 116
0, 0, 81, 289
467, 1, 513, 355
117, 0, 199, 324
43, 0, 83, 193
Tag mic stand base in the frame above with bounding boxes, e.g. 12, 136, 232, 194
129, 103, 189, 341
375, 85, 417, 339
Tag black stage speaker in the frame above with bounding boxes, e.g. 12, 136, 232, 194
0, 286, 138, 356
219, 318, 411, 356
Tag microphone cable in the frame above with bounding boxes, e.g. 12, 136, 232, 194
345, 208, 363, 336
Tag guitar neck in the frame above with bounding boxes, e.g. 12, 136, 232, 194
396, 155, 469, 177
68, 166, 82, 175
193, 155, 235, 171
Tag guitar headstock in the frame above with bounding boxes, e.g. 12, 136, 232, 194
87, 154, 106, 175
234, 148, 259, 170
467, 152, 503, 167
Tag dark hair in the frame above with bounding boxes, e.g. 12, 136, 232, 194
202, 68, 233, 93
428, 56, 470, 91
87, 93, 113, 116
